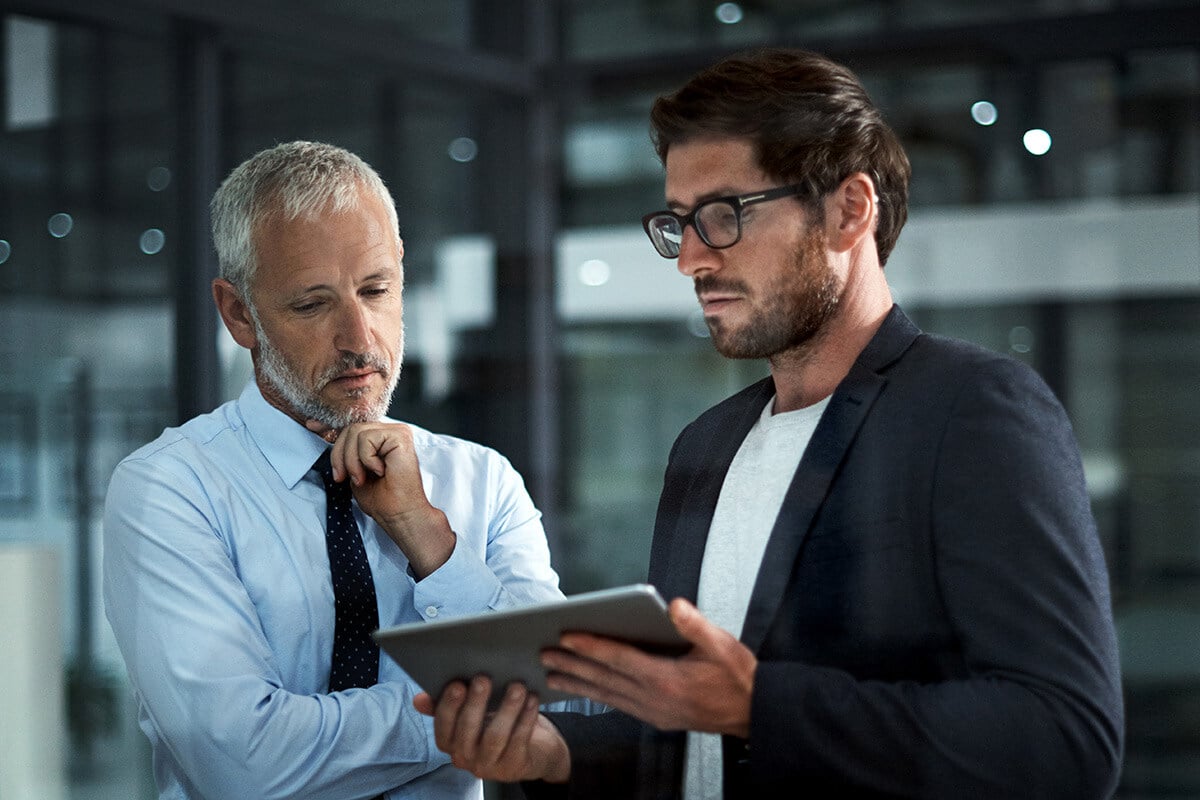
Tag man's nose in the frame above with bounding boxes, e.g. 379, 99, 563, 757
334, 300, 373, 353
676, 224, 720, 278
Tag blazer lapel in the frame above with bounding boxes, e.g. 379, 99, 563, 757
739, 306, 921, 653
657, 379, 774, 604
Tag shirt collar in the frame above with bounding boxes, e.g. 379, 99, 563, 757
237, 381, 329, 490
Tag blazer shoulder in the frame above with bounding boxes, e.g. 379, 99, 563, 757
864, 307, 1038, 388
898, 331, 1045, 383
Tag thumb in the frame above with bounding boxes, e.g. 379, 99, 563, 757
305, 418, 339, 443
668, 597, 725, 651
412, 692, 434, 716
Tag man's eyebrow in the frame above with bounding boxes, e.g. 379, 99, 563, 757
290, 281, 333, 297
359, 268, 398, 284
666, 187, 742, 212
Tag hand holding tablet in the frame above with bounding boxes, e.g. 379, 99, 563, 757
374, 584, 689, 708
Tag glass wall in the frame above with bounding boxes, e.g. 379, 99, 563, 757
1, 5, 547, 797
1, 14, 174, 798
1, 1, 1198, 798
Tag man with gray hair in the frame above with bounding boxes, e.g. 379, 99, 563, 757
103, 140, 568, 799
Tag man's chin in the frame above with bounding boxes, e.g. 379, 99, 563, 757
318, 393, 390, 425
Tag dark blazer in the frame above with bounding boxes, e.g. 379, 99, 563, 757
543, 306, 1123, 799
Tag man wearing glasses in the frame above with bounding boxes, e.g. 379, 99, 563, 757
420, 48, 1123, 798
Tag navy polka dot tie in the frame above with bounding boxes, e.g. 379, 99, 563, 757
314, 450, 380, 691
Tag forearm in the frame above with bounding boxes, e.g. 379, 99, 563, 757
380, 504, 457, 579
408, 527, 561, 625
103, 466, 447, 798
142, 678, 445, 799
413, 509, 563, 621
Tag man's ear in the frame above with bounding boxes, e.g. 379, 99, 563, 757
212, 278, 258, 350
825, 172, 877, 254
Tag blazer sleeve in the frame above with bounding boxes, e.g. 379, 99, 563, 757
525, 709, 682, 800
746, 355, 1123, 798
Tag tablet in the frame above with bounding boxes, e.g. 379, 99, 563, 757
373, 583, 689, 708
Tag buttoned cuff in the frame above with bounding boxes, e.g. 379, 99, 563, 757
410, 535, 504, 620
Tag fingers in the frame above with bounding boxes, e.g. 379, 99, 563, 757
412, 691, 435, 716
554, 633, 664, 678
668, 597, 729, 652
431, 681, 469, 755
542, 642, 650, 711
449, 676, 494, 767
544, 605, 757, 736
430, 677, 544, 781
304, 419, 339, 443
510, 694, 541, 761
329, 422, 411, 485
478, 684, 538, 768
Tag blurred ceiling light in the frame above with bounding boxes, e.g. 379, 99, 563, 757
1023, 128, 1052, 156
448, 136, 478, 163
140, 228, 166, 255
578, 258, 611, 286
715, 3, 744, 24
970, 100, 998, 126
1008, 325, 1034, 354
147, 166, 172, 191
47, 212, 73, 238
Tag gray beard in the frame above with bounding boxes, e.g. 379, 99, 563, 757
252, 312, 402, 429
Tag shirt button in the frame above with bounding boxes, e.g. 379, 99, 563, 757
425, 606, 439, 618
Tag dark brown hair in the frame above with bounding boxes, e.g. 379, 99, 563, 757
650, 48, 911, 265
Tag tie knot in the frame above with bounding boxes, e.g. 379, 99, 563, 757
313, 449, 335, 486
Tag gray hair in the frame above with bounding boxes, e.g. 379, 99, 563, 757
210, 140, 400, 300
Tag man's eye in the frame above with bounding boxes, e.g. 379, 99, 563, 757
293, 301, 322, 313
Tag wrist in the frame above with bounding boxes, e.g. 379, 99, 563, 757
381, 506, 456, 579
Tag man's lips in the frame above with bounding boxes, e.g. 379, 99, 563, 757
698, 293, 742, 313
330, 369, 380, 388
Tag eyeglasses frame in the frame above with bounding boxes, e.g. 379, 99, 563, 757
640, 183, 809, 258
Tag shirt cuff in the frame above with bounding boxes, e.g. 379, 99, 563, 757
411, 536, 504, 620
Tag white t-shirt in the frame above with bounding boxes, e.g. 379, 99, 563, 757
684, 393, 831, 800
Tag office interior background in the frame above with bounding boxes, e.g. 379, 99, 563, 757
0, 0, 1198, 797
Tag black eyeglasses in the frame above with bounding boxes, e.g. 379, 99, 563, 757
641, 184, 807, 259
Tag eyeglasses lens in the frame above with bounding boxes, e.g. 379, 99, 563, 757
696, 201, 739, 248
648, 215, 683, 257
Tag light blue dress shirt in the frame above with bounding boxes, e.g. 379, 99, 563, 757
103, 381, 568, 799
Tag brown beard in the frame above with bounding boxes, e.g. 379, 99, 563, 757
697, 225, 840, 360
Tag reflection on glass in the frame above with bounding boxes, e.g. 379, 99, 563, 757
48, 213, 74, 238
147, 166, 172, 192
447, 136, 478, 163
715, 3, 744, 24
139, 228, 166, 255
0, 240, 10, 264
1008, 325, 1034, 353
971, 100, 998, 126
